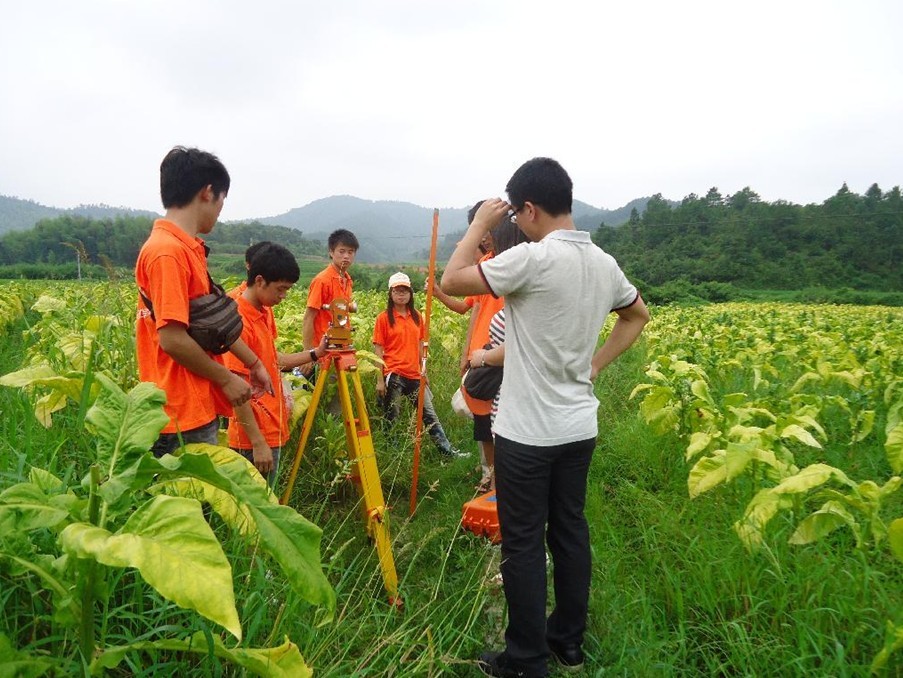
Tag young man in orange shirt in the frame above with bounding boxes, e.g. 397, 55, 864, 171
224, 243, 326, 487
302, 228, 359, 369
372, 272, 464, 458
136, 146, 273, 457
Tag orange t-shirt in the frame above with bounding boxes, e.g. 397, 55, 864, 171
135, 219, 231, 434
224, 295, 287, 448
372, 309, 423, 380
306, 265, 353, 342
465, 252, 504, 356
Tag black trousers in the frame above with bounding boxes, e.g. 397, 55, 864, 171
494, 434, 596, 674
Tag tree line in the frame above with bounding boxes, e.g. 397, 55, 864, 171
0, 215, 324, 273
592, 183, 902, 298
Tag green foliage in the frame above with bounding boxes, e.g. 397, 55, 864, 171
0, 214, 322, 271
594, 183, 903, 294
0, 345, 332, 673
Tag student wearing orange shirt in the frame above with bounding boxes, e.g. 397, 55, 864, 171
372, 272, 464, 459
224, 243, 327, 487
301, 229, 359, 374
135, 146, 272, 457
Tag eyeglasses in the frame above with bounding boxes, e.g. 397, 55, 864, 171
508, 207, 521, 224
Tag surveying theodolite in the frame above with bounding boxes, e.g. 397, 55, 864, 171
279, 297, 400, 607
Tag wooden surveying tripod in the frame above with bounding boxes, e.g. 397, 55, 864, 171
279, 298, 400, 606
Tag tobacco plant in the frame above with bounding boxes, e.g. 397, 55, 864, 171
0, 373, 334, 675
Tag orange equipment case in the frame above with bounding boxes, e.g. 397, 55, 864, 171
461, 490, 501, 543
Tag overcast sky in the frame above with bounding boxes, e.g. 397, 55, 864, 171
1, 1, 901, 220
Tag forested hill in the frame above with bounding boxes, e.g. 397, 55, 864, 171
593, 184, 903, 292
0, 214, 322, 270
0, 195, 159, 235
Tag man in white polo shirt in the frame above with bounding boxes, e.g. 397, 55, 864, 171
442, 157, 650, 678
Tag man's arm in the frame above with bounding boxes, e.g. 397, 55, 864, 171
232, 401, 273, 476
158, 323, 253, 406
228, 338, 274, 396
441, 198, 509, 296
277, 334, 328, 370
590, 296, 651, 380
470, 342, 505, 369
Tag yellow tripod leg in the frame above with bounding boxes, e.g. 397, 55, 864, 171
280, 361, 331, 506
335, 367, 401, 606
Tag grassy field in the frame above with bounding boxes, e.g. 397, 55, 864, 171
0, 281, 900, 676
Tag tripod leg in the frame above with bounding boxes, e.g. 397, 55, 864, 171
280, 362, 330, 505
336, 367, 400, 604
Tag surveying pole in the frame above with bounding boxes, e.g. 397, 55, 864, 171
409, 208, 440, 516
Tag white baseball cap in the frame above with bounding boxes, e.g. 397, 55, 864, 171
388, 272, 411, 289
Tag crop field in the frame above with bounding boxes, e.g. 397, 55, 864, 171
0, 279, 901, 676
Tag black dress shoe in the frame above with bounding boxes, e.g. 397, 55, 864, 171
477, 651, 548, 678
548, 642, 584, 671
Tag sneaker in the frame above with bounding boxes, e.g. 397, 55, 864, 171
548, 641, 584, 671
440, 446, 469, 459
477, 651, 546, 678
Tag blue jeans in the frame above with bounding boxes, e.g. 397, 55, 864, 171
494, 434, 596, 674
151, 419, 220, 457
380, 373, 452, 453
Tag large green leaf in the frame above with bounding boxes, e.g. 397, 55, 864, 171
154, 447, 335, 614
60, 494, 241, 640
734, 489, 794, 550
889, 518, 903, 564
780, 424, 822, 449
685, 432, 713, 461
92, 632, 310, 677
28, 468, 65, 494
151, 445, 268, 537
0, 483, 78, 533
852, 409, 875, 443
885, 401, 903, 473
688, 452, 727, 498
870, 620, 903, 673
772, 464, 852, 495
639, 386, 680, 434
788, 500, 856, 545
85, 374, 169, 472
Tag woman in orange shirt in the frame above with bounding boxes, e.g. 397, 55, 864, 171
373, 272, 464, 459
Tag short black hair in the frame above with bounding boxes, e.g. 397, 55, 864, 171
505, 157, 572, 217
160, 146, 230, 209
247, 242, 300, 285
328, 229, 359, 251
244, 240, 273, 266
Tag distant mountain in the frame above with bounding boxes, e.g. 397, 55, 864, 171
0, 195, 159, 235
255, 196, 470, 263
1, 192, 654, 263
256, 195, 652, 263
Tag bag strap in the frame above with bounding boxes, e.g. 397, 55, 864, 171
139, 235, 222, 321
